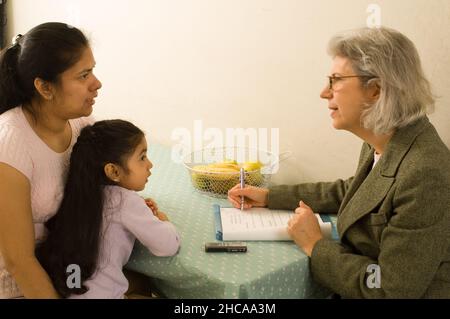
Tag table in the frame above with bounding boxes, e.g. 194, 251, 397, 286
125, 144, 333, 299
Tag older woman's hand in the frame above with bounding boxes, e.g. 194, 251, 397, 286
288, 201, 323, 257
227, 184, 269, 209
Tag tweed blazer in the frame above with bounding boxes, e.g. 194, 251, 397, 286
268, 117, 450, 298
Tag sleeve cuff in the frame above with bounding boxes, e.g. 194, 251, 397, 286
310, 238, 340, 276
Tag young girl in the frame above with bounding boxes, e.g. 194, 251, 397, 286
36, 120, 180, 299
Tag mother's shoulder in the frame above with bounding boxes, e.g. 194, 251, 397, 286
0, 106, 24, 128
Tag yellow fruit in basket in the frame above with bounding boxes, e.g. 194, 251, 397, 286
207, 166, 239, 175
190, 163, 240, 194
191, 165, 210, 191
208, 163, 240, 171
242, 161, 264, 186
223, 159, 238, 165
242, 161, 263, 172
207, 166, 240, 194
246, 171, 265, 186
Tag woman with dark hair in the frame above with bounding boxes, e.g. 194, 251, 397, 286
228, 27, 450, 298
36, 120, 180, 299
0, 22, 102, 298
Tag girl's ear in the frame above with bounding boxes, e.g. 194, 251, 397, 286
34, 78, 56, 101
104, 163, 121, 183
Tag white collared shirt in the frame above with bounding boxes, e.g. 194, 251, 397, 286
373, 151, 382, 169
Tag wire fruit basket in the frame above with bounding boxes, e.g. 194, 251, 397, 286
182, 147, 286, 198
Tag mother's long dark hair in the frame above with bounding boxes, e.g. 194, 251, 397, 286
36, 120, 144, 298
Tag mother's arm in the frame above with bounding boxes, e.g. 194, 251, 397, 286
0, 163, 59, 299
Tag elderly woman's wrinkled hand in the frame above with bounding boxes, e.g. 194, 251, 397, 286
227, 184, 269, 210
287, 201, 323, 257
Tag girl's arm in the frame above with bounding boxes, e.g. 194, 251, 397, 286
120, 192, 180, 257
0, 163, 59, 299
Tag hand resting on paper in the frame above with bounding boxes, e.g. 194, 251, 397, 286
227, 184, 269, 210
288, 201, 323, 257
228, 187, 325, 255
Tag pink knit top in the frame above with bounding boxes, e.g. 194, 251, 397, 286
0, 106, 93, 299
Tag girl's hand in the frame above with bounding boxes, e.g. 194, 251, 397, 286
287, 201, 323, 257
144, 198, 169, 221
144, 198, 158, 212
154, 210, 169, 222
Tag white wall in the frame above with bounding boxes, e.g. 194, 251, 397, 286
6, 0, 450, 184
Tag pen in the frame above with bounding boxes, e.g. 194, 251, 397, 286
240, 167, 245, 211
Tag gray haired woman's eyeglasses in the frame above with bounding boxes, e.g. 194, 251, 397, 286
327, 75, 378, 90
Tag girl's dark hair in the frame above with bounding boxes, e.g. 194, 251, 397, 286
0, 22, 89, 115
36, 120, 144, 298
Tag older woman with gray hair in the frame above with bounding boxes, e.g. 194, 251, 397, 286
228, 27, 450, 298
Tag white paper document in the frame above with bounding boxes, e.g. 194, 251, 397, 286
219, 207, 332, 241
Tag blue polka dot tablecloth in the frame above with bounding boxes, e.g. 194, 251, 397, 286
125, 144, 333, 299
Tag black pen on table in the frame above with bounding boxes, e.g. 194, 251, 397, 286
240, 167, 245, 211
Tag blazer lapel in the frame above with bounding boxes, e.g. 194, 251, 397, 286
337, 164, 395, 236
337, 117, 431, 238
338, 143, 374, 213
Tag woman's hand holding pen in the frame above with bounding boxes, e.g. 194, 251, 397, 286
227, 184, 269, 210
